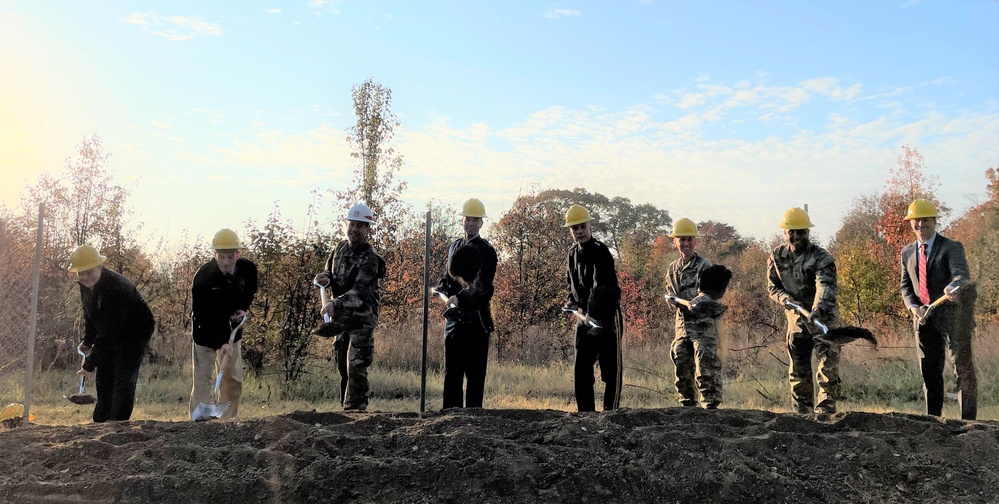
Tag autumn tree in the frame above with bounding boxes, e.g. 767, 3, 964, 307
334, 78, 416, 321
490, 191, 573, 361
946, 166, 999, 322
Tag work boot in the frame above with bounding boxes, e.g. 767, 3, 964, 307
794, 403, 813, 414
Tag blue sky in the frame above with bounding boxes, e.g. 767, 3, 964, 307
1, 0, 997, 249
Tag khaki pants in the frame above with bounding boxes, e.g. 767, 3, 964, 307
189, 341, 244, 419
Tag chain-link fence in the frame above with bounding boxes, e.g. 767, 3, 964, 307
0, 207, 43, 426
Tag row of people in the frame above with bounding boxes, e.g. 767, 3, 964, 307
66, 197, 976, 422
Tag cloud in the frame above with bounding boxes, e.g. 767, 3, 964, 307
543, 9, 582, 19
123, 12, 225, 41
801, 77, 862, 101
265, 8, 282, 14
382, 82, 997, 241
308, 0, 342, 16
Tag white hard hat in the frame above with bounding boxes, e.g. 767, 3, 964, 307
345, 203, 375, 224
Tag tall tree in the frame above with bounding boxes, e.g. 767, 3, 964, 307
335, 79, 415, 321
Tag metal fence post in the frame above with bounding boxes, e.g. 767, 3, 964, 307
23, 203, 44, 424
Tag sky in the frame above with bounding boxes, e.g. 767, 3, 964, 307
1, 0, 997, 249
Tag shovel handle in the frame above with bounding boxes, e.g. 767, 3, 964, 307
431, 288, 456, 308
317, 282, 331, 323
783, 300, 828, 334
664, 294, 692, 309
918, 285, 961, 326
562, 307, 601, 329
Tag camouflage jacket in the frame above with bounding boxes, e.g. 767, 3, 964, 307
665, 253, 715, 329
767, 242, 839, 327
566, 238, 620, 323
435, 236, 497, 332
323, 240, 386, 332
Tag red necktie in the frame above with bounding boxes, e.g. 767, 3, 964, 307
918, 243, 930, 305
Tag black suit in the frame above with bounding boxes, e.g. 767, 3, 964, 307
900, 233, 976, 420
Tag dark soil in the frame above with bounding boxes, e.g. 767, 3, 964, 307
2, 408, 998, 503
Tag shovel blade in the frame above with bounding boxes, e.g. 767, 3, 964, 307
67, 394, 96, 405
816, 326, 878, 347
191, 401, 231, 421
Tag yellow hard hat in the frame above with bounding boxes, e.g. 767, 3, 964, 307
779, 207, 814, 230
564, 204, 593, 227
669, 218, 698, 238
68, 245, 106, 272
212, 229, 242, 250
904, 199, 940, 220
1, 403, 35, 422
461, 198, 487, 218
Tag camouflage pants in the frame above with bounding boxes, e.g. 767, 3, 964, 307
670, 329, 722, 408
787, 328, 840, 413
335, 329, 374, 411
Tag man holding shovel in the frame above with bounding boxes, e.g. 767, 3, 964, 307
563, 204, 623, 412
664, 218, 723, 409
433, 198, 497, 409
70, 245, 155, 422
767, 207, 841, 415
900, 199, 977, 420
190, 229, 258, 420
313, 203, 386, 411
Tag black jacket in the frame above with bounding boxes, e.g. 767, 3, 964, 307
80, 268, 155, 372
566, 238, 620, 323
192, 257, 258, 349
436, 236, 497, 333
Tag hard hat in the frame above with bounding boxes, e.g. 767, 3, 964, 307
669, 218, 698, 238
904, 199, 940, 220
0, 403, 34, 422
460, 198, 487, 218
564, 204, 593, 227
68, 245, 106, 272
346, 203, 375, 223
779, 207, 814, 230
211, 229, 242, 250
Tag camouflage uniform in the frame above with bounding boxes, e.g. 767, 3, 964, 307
322, 239, 386, 411
767, 242, 841, 414
566, 238, 623, 412
665, 253, 722, 408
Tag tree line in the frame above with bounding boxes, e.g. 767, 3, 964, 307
2, 80, 996, 388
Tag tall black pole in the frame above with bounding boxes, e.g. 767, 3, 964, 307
420, 210, 431, 413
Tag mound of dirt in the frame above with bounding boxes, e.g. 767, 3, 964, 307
2, 408, 997, 503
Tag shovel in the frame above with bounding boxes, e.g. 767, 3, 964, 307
562, 306, 601, 329
191, 315, 246, 421
918, 285, 961, 326
311, 281, 342, 338
66, 346, 96, 405
664, 293, 728, 318
784, 300, 877, 347
430, 287, 456, 308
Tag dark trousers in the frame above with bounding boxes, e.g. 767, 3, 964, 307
574, 321, 621, 412
93, 345, 145, 422
442, 320, 489, 409
917, 319, 977, 420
